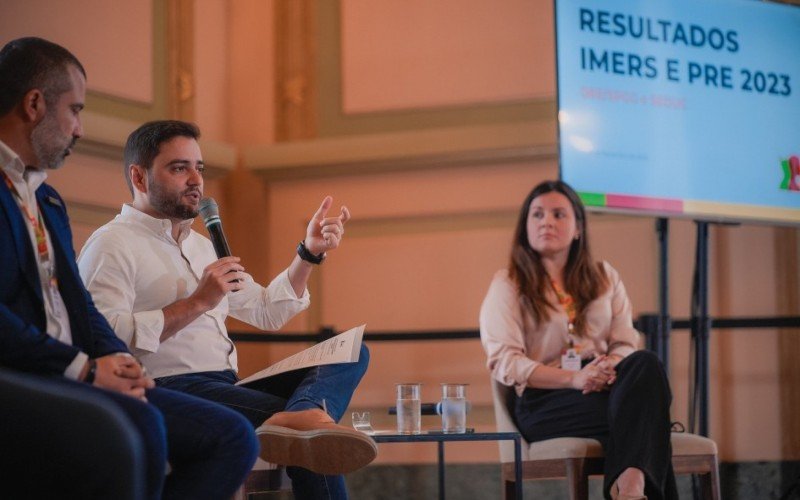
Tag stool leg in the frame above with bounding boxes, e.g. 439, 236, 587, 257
708, 456, 722, 500
504, 479, 518, 500
566, 458, 589, 500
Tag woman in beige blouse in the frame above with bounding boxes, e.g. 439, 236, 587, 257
480, 180, 676, 500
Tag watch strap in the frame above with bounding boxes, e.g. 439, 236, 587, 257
84, 359, 97, 385
297, 240, 325, 264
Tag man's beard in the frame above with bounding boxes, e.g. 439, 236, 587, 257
30, 112, 74, 170
148, 174, 200, 220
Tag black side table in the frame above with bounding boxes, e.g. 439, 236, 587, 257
371, 431, 523, 500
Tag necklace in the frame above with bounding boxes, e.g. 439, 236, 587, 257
550, 278, 577, 346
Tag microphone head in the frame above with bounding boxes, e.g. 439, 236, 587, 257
199, 197, 221, 227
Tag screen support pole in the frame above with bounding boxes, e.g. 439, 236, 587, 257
692, 221, 711, 437
656, 218, 671, 372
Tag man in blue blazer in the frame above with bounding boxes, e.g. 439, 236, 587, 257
0, 37, 259, 500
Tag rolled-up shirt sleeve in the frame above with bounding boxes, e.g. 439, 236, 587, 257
77, 233, 164, 354
604, 262, 640, 358
479, 271, 538, 389
227, 268, 310, 330
65, 352, 89, 380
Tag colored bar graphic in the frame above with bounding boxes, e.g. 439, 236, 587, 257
606, 194, 683, 213
578, 192, 606, 207
780, 159, 791, 190
578, 191, 799, 223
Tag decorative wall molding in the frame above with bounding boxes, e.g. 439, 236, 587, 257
167, 0, 195, 120
776, 227, 800, 459
84, 0, 170, 123
74, 112, 132, 161
62, 200, 121, 227
74, 111, 237, 178
316, 0, 556, 137
345, 209, 518, 238
275, 0, 317, 141
244, 120, 557, 180
340, 206, 637, 240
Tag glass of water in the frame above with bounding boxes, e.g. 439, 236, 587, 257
441, 383, 468, 433
396, 383, 421, 434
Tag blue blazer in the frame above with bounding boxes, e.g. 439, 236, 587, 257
0, 179, 128, 375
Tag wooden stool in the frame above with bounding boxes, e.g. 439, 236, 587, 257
232, 459, 287, 500
491, 379, 721, 499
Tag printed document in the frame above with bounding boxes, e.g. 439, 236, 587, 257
236, 324, 365, 387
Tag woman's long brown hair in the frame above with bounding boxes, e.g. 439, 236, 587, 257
508, 180, 608, 335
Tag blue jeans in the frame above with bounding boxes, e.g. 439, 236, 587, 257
144, 387, 259, 500
155, 344, 371, 500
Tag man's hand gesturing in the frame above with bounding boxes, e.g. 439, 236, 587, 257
304, 196, 351, 256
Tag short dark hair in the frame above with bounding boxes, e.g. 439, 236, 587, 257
123, 120, 201, 195
0, 37, 86, 116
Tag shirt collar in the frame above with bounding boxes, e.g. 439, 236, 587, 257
0, 139, 48, 196
119, 204, 195, 243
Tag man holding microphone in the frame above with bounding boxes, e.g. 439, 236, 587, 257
78, 120, 376, 500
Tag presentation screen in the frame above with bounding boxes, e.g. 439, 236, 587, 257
555, 0, 800, 225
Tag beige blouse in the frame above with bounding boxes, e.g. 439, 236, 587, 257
479, 261, 640, 396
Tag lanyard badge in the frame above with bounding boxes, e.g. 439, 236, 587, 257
2, 170, 58, 290
553, 280, 581, 371
2, 170, 50, 261
561, 324, 582, 371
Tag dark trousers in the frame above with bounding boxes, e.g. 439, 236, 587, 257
0, 368, 259, 500
0, 368, 145, 500
515, 350, 678, 500
155, 344, 371, 500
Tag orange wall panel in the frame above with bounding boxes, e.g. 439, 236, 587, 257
341, 0, 554, 113
0, 0, 153, 103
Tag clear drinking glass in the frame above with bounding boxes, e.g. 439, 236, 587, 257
441, 383, 468, 433
396, 383, 422, 434
351, 411, 374, 434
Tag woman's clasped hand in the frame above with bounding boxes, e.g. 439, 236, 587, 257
571, 355, 618, 394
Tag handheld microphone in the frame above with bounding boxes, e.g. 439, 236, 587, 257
198, 197, 232, 258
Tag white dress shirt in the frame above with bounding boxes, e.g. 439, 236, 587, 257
77, 204, 310, 379
0, 140, 86, 379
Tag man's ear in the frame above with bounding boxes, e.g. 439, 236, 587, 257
21, 89, 47, 123
130, 164, 148, 194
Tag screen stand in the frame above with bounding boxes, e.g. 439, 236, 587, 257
691, 221, 711, 438
656, 218, 671, 372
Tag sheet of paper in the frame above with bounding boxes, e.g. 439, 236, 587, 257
235, 324, 365, 387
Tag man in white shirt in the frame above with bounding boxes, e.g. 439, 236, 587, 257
0, 37, 258, 500
78, 120, 375, 500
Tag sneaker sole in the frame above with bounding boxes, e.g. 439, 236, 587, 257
256, 424, 378, 475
